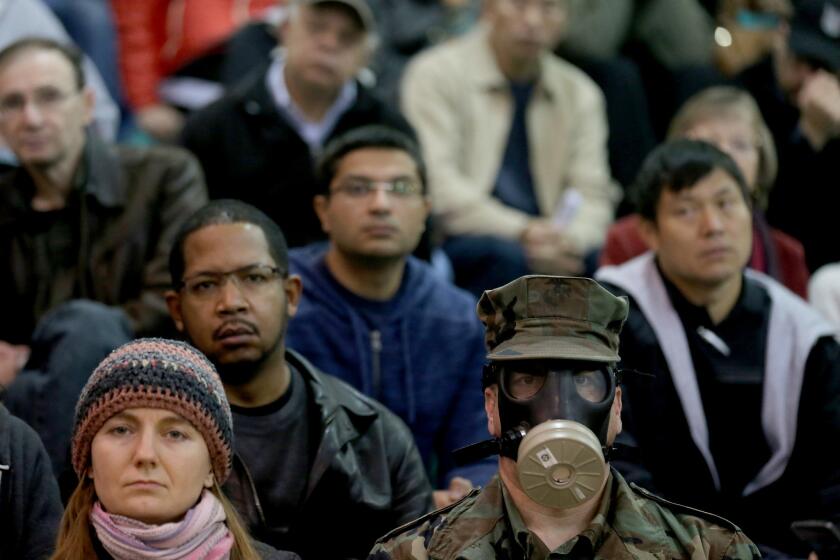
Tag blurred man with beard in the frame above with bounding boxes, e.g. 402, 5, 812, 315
165, 199, 432, 559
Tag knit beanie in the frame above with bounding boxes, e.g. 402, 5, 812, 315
71, 338, 234, 483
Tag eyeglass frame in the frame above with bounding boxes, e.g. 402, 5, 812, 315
177, 264, 288, 299
0, 85, 82, 121
328, 177, 425, 199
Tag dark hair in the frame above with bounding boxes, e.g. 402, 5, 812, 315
0, 37, 86, 90
315, 125, 427, 195
169, 200, 289, 287
632, 139, 750, 223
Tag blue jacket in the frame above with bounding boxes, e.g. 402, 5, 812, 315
287, 244, 495, 487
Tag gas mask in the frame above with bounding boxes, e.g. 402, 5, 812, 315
455, 361, 617, 510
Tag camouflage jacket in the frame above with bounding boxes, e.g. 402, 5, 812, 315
369, 470, 761, 559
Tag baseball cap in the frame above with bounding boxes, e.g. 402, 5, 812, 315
297, 0, 375, 33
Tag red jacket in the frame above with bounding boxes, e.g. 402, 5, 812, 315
600, 213, 810, 298
112, 0, 276, 109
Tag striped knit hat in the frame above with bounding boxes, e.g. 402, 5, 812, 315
71, 338, 233, 483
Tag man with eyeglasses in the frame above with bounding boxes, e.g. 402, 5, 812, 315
182, 0, 414, 249
165, 199, 433, 559
401, 0, 618, 296
0, 37, 207, 481
286, 126, 495, 509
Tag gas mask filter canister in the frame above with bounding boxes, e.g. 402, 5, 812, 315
517, 419, 607, 509
497, 364, 616, 510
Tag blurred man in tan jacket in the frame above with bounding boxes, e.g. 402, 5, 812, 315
401, 0, 618, 295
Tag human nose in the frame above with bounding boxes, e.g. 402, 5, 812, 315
316, 27, 341, 51
20, 98, 46, 125
216, 274, 249, 313
132, 427, 158, 466
699, 204, 725, 234
367, 183, 393, 212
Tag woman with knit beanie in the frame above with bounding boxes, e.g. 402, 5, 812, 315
51, 338, 299, 560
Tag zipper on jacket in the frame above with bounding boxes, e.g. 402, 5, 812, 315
370, 329, 382, 400
237, 457, 267, 526
0, 464, 8, 492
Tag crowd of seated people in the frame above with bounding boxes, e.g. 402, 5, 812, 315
1, 0, 839, 558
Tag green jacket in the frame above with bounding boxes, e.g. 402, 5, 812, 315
369, 470, 761, 559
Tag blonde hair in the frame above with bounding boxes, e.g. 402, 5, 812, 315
51, 478, 261, 560
667, 86, 778, 208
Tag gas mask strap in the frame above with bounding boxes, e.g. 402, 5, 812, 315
453, 425, 527, 466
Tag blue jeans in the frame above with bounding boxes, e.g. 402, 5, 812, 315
3, 300, 133, 479
443, 235, 531, 297
44, 0, 123, 104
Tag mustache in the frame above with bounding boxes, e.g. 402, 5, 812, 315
212, 320, 259, 340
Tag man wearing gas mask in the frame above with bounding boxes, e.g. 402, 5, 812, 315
369, 275, 761, 559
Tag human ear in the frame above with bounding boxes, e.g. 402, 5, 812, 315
607, 387, 623, 444
284, 275, 303, 319
637, 218, 660, 253
81, 87, 95, 126
484, 386, 501, 437
313, 195, 331, 234
165, 290, 185, 332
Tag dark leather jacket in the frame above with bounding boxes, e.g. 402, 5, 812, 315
223, 350, 434, 560
0, 132, 208, 342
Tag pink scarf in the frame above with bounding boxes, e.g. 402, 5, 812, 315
90, 490, 234, 560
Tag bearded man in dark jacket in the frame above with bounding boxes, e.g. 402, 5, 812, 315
166, 200, 433, 559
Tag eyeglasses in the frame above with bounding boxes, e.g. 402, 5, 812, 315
330, 178, 423, 199
179, 264, 285, 299
0, 86, 79, 120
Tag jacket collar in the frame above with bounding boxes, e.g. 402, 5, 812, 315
466, 24, 556, 102
428, 477, 506, 560
235, 63, 372, 125
285, 349, 380, 500
0, 130, 123, 223
427, 472, 625, 559
79, 130, 124, 208
287, 348, 378, 423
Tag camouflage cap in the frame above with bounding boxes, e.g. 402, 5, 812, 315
477, 276, 629, 363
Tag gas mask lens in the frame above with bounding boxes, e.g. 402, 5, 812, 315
573, 369, 609, 403
503, 367, 609, 403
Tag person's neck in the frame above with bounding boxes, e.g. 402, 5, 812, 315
489, 36, 540, 83
324, 246, 406, 301
223, 346, 291, 407
283, 66, 341, 123
26, 149, 83, 212
499, 460, 606, 551
662, 267, 743, 325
